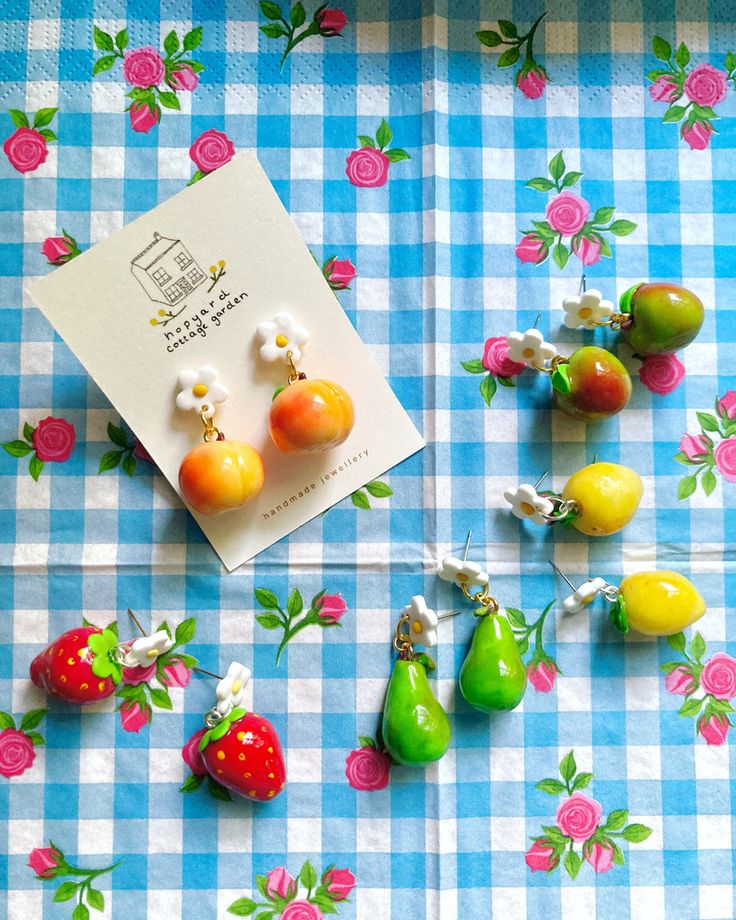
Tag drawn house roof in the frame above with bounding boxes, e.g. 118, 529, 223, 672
131, 232, 181, 271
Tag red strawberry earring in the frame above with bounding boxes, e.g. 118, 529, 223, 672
181, 662, 287, 803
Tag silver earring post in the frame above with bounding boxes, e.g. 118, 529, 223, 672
437, 609, 464, 621
548, 561, 579, 592
578, 273, 586, 294
462, 529, 472, 562
534, 471, 549, 490
126, 608, 222, 680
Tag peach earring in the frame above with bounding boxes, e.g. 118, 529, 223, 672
175, 366, 265, 514
256, 313, 355, 453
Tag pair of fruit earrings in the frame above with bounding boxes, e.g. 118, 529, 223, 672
506, 280, 703, 422
31, 619, 286, 803
381, 535, 527, 768
176, 313, 355, 515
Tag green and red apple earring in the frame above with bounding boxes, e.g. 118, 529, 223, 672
381, 596, 459, 767
550, 562, 707, 638
256, 313, 355, 453
504, 320, 632, 421
437, 533, 527, 712
175, 366, 265, 514
503, 461, 643, 536
562, 280, 704, 356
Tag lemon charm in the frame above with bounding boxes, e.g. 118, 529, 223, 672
552, 565, 706, 637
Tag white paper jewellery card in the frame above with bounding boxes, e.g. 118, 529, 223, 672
29, 151, 424, 570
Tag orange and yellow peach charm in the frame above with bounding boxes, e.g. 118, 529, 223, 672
175, 366, 264, 515
257, 313, 355, 454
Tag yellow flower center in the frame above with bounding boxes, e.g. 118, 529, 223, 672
209, 265, 216, 273
411, 620, 423, 634
158, 309, 166, 317
581, 595, 594, 607
218, 259, 225, 268
579, 307, 591, 319
232, 679, 241, 694
192, 383, 208, 398
456, 572, 468, 582
146, 648, 159, 659
523, 347, 535, 359
150, 318, 158, 326
520, 501, 536, 515
275, 334, 289, 348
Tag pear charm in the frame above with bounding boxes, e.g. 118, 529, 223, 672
459, 612, 527, 712
382, 658, 451, 767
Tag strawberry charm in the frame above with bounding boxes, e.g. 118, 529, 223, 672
182, 662, 286, 802
30, 625, 121, 704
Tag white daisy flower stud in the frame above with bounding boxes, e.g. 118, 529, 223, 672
505, 328, 557, 368
503, 484, 555, 525
437, 554, 490, 589
215, 661, 251, 715
403, 595, 439, 648
561, 577, 608, 615
176, 366, 228, 419
257, 313, 310, 364
122, 629, 174, 668
562, 289, 613, 330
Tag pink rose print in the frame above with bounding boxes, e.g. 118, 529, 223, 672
317, 593, 348, 624
168, 64, 199, 92
316, 8, 348, 35
517, 66, 547, 99
162, 658, 191, 688
267, 866, 297, 899
515, 232, 547, 264
700, 653, 736, 700
525, 839, 558, 871
572, 234, 602, 266
119, 700, 150, 733
699, 713, 730, 746
323, 256, 357, 291
122, 46, 165, 88
0, 729, 35, 778
684, 63, 728, 106
478, 14, 549, 99
121, 661, 156, 686
714, 436, 736, 482
129, 102, 160, 134
718, 390, 736, 419
546, 192, 590, 236
527, 658, 558, 693
182, 728, 208, 776
346, 119, 409, 188
227, 859, 355, 918
28, 846, 60, 879
639, 353, 686, 395
324, 867, 356, 901
3, 125, 49, 173
33, 417, 76, 462
133, 438, 155, 464
345, 738, 391, 791
519, 151, 635, 268
256, 587, 350, 665
682, 120, 713, 151
680, 433, 709, 461
665, 665, 696, 696
585, 840, 615, 874
648, 38, 729, 149
42, 230, 81, 265
280, 902, 322, 920
482, 337, 526, 377
530, 751, 651, 879
188, 129, 236, 184
93, 25, 204, 129
556, 792, 602, 842
649, 74, 680, 102
260, 2, 349, 70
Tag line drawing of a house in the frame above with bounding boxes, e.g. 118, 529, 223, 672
130, 232, 206, 306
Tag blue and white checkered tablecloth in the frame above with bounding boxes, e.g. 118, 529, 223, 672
0, 1, 734, 918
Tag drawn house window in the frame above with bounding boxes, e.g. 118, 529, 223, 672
130, 231, 206, 306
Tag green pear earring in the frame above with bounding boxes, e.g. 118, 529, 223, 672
381, 596, 457, 767
438, 532, 527, 713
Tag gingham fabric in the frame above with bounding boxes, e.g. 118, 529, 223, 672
1, 1, 734, 918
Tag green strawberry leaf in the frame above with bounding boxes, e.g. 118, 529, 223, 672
609, 596, 629, 635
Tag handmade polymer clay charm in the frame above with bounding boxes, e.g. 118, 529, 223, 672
551, 563, 707, 636
382, 598, 452, 766
503, 461, 643, 536
194, 662, 287, 802
175, 366, 264, 514
505, 326, 632, 421
562, 284, 704, 356
256, 313, 355, 453
438, 536, 527, 713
